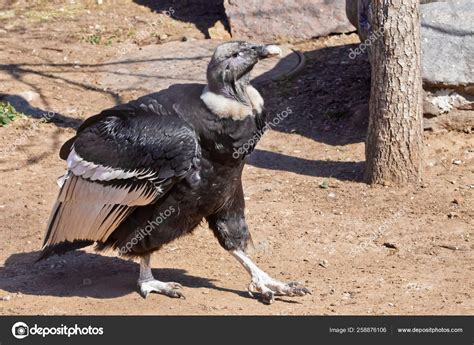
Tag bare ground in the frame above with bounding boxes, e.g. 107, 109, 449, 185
0, 1, 472, 315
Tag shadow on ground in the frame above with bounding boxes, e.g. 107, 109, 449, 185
249, 43, 371, 180
260, 43, 371, 146
0, 54, 213, 129
134, 0, 230, 38
0, 250, 251, 300
248, 150, 365, 182
0, 94, 82, 129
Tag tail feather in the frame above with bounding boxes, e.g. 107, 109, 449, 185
37, 240, 94, 262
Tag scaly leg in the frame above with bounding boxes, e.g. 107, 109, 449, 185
231, 250, 310, 304
137, 254, 185, 299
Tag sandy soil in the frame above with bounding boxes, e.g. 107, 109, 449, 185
0, 1, 472, 315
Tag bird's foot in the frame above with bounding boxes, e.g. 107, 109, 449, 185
231, 250, 311, 305
248, 278, 311, 305
138, 279, 185, 299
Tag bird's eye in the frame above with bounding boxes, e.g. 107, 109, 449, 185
232, 51, 244, 58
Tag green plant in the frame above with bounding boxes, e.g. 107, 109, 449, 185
319, 180, 329, 189
105, 36, 116, 46
84, 33, 101, 45
0, 101, 22, 126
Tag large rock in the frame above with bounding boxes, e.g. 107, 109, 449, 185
225, 0, 355, 42
421, 1, 474, 87
346, 0, 454, 30
346, 0, 474, 88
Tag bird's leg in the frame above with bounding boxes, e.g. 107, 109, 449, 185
137, 254, 185, 299
231, 250, 310, 304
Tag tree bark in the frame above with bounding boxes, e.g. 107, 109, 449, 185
365, 0, 423, 185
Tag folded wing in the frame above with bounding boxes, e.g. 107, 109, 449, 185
41, 99, 200, 253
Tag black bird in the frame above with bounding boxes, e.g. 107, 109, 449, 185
40, 42, 310, 304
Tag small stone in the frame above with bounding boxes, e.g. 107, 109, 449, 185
208, 21, 231, 40
452, 159, 462, 165
319, 260, 328, 268
1, 295, 11, 301
341, 292, 351, 300
447, 212, 458, 219
383, 242, 398, 249
17, 90, 40, 103
159, 34, 168, 40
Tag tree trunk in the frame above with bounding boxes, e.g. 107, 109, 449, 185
364, 0, 423, 185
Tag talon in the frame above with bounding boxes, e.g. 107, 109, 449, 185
172, 291, 186, 299
299, 287, 312, 295
287, 282, 311, 296
261, 291, 275, 305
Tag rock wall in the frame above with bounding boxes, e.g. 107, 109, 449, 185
421, 1, 474, 88
225, 0, 355, 42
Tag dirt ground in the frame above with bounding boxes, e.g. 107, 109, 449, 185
0, 1, 472, 315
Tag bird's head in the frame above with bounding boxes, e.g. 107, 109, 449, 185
206, 41, 282, 104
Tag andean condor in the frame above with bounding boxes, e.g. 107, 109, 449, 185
39, 42, 310, 304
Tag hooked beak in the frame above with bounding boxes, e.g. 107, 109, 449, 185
256, 44, 282, 59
